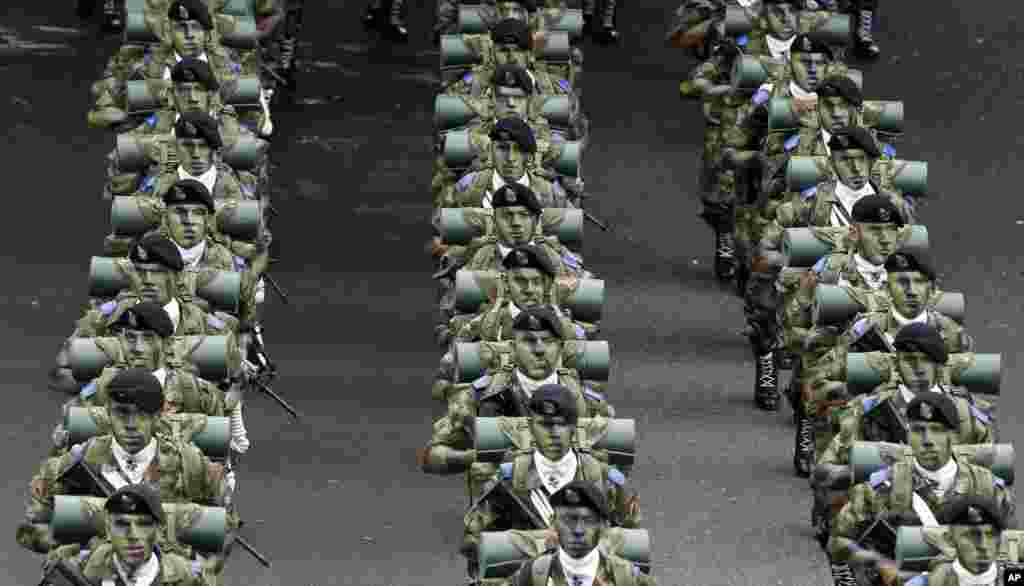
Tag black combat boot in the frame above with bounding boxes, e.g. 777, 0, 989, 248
386, 0, 410, 42
793, 412, 814, 477
854, 9, 880, 59
714, 229, 737, 281
754, 351, 780, 411
363, 0, 382, 29
829, 560, 859, 586
591, 0, 620, 45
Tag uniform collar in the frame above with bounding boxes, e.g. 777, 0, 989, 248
891, 306, 928, 328
113, 551, 160, 586
514, 368, 559, 398
952, 558, 998, 586
767, 34, 795, 59
110, 437, 158, 485
912, 457, 958, 499
173, 240, 208, 270
533, 449, 578, 495
162, 298, 181, 334
557, 546, 601, 586
831, 181, 876, 226
177, 164, 218, 195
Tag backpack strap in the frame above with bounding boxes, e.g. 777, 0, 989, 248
890, 461, 913, 512
530, 553, 554, 586
512, 452, 533, 493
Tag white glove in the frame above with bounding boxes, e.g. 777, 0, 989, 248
258, 89, 274, 136
228, 400, 250, 454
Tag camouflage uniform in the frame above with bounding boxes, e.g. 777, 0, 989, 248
72, 295, 238, 339
449, 298, 596, 346
68, 366, 235, 417
437, 168, 571, 209
45, 542, 208, 585
509, 550, 656, 586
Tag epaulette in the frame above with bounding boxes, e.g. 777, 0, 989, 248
140, 175, 157, 193
868, 466, 890, 488
800, 185, 817, 200
455, 172, 476, 193
882, 143, 896, 158
862, 396, 879, 413
191, 558, 203, 577
607, 467, 625, 486
784, 134, 800, 152
968, 404, 991, 425
500, 462, 514, 480
80, 381, 99, 400
145, 114, 158, 128
736, 34, 749, 46
812, 256, 830, 275
557, 79, 570, 93
206, 314, 225, 330
905, 575, 927, 586
583, 386, 605, 403
99, 300, 117, 316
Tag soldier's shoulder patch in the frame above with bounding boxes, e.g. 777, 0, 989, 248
80, 381, 99, 400
968, 404, 991, 425
472, 374, 492, 391
463, 72, 473, 83
145, 114, 158, 128
583, 386, 605, 402
230, 61, 241, 74
736, 34, 749, 46
233, 255, 248, 271
241, 183, 255, 197
573, 323, 586, 339
79, 548, 92, 563
994, 476, 1006, 489
206, 314, 225, 330
812, 256, 830, 274
862, 396, 879, 413
905, 575, 927, 586
784, 134, 801, 152
456, 173, 476, 193
558, 79, 570, 92
607, 467, 625, 486
100, 301, 117, 316
869, 466, 890, 488
632, 562, 642, 577
752, 88, 771, 105
561, 252, 580, 271
800, 185, 817, 200
140, 175, 157, 193
191, 559, 203, 577
500, 462, 514, 480
69, 442, 87, 464
882, 143, 896, 158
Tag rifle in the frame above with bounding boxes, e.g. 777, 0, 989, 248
246, 366, 301, 421
243, 325, 301, 420
39, 560, 93, 586
262, 272, 290, 305
583, 210, 609, 232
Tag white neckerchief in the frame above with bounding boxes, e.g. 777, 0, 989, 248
515, 368, 559, 399
831, 181, 876, 227
163, 51, 209, 80
892, 307, 929, 327
497, 243, 513, 261
789, 80, 818, 101
913, 457, 958, 499
508, 302, 523, 320
112, 551, 160, 586
162, 298, 181, 334
177, 164, 218, 195
484, 172, 530, 208
853, 254, 887, 290
107, 437, 158, 487
767, 34, 795, 59
151, 368, 167, 387
173, 240, 207, 270
736, 0, 756, 7
952, 559, 999, 586
820, 128, 832, 156
558, 546, 601, 586
534, 449, 578, 495
897, 384, 942, 407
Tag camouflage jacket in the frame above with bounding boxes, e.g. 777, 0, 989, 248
124, 106, 265, 155
442, 35, 578, 97
17, 435, 230, 554
451, 299, 596, 344
47, 542, 208, 585
828, 459, 1015, 562
923, 562, 1010, 586
818, 383, 995, 467
73, 295, 238, 339
438, 168, 570, 209
510, 551, 655, 586
69, 365, 234, 417
139, 161, 246, 204
445, 366, 614, 423
679, 54, 759, 148
463, 237, 586, 276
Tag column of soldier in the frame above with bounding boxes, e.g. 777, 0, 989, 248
415, 1, 658, 585
670, 1, 1018, 585
22, 1, 301, 585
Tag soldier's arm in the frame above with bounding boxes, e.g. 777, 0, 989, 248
680, 59, 728, 100
419, 415, 476, 475
507, 558, 537, 586
828, 482, 887, 565
88, 80, 129, 129
462, 488, 500, 559
995, 481, 1017, 530
606, 466, 641, 528
16, 455, 69, 553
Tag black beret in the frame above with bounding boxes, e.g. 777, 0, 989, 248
828, 127, 881, 158
106, 484, 165, 524
111, 301, 175, 338
492, 182, 542, 215
528, 383, 579, 422
503, 245, 557, 277
884, 251, 937, 281
168, 0, 213, 29
170, 58, 220, 91
939, 496, 1008, 531
489, 117, 537, 153
851, 194, 904, 226
818, 75, 863, 107
512, 306, 563, 337
491, 18, 531, 49
107, 368, 165, 414
906, 392, 959, 432
165, 178, 216, 213
130, 234, 185, 271
790, 33, 833, 56
175, 112, 223, 149
550, 480, 611, 520
493, 64, 534, 94
893, 323, 948, 365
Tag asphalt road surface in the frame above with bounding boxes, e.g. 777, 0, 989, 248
2, 2, 1023, 585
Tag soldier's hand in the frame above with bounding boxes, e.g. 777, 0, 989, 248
875, 559, 901, 586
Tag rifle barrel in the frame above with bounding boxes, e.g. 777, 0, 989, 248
236, 535, 272, 568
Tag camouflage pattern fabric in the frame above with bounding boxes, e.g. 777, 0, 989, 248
47, 541, 209, 585
510, 551, 657, 586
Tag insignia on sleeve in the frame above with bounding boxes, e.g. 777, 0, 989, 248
100, 301, 117, 316
905, 575, 927, 586
800, 186, 817, 200
230, 62, 241, 74
969, 404, 991, 425
242, 183, 255, 196
812, 256, 829, 275
191, 559, 203, 577
141, 175, 157, 193
736, 34, 749, 46
79, 549, 92, 562
500, 462, 514, 480
558, 79, 570, 93
145, 114, 158, 128
882, 143, 896, 158
80, 382, 98, 400
784, 134, 800, 152
70, 443, 86, 464
851, 318, 870, 340
868, 467, 890, 488
207, 314, 225, 330
583, 387, 605, 402
233, 256, 248, 270
463, 72, 473, 83
456, 173, 475, 193
574, 324, 585, 339
472, 374, 491, 391
607, 467, 625, 486
995, 476, 1006, 488
752, 89, 770, 105
862, 396, 878, 413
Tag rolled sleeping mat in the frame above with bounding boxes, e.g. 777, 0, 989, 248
111, 196, 160, 237
441, 34, 482, 69
457, 5, 491, 35
931, 291, 965, 325
895, 526, 948, 572
551, 140, 581, 178
195, 270, 242, 314
64, 407, 231, 460
473, 417, 635, 468
124, 0, 145, 13
563, 340, 611, 382
862, 101, 904, 136
782, 225, 930, 268
785, 156, 831, 192
88, 256, 133, 298
952, 443, 1014, 484
219, 16, 260, 50
845, 352, 890, 395
216, 200, 263, 241
220, 0, 255, 17
805, 12, 852, 47
537, 31, 571, 63
477, 528, 650, 579
851, 441, 1014, 485
542, 208, 584, 248
125, 79, 169, 114
768, 98, 800, 132
178, 334, 235, 381
812, 284, 864, 326
453, 341, 492, 383
731, 54, 769, 90
53, 495, 228, 553
561, 276, 605, 323
454, 270, 502, 314
886, 160, 928, 197
68, 338, 116, 382
435, 95, 479, 132
221, 76, 262, 109
443, 130, 477, 169
221, 134, 268, 171
123, 10, 160, 44
541, 96, 572, 130
723, 5, 753, 36
115, 133, 149, 173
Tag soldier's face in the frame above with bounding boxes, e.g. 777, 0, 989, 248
109, 400, 159, 454
513, 329, 561, 379
820, 97, 854, 133
108, 512, 159, 570
896, 351, 940, 394
172, 82, 211, 115
764, 3, 797, 39
494, 86, 530, 119
495, 206, 538, 245
887, 270, 933, 319
831, 149, 871, 191
529, 413, 574, 461
493, 140, 529, 182
134, 264, 176, 305
119, 329, 162, 370
496, 2, 529, 22
554, 505, 604, 558
176, 138, 214, 176
951, 524, 999, 575
790, 52, 829, 92
167, 203, 209, 248
494, 43, 528, 67
172, 19, 209, 57
909, 420, 953, 471
853, 223, 901, 265
507, 268, 551, 308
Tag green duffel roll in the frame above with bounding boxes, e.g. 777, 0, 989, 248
785, 156, 830, 192
439, 208, 488, 245
443, 130, 477, 169
220, 0, 255, 17
123, 10, 160, 45
457, 5, 489, 34
88, 256, 132, 299
812, 284, 861, 326
931, 291, 965, 325
541, 96, 572, 130
538, 31, 571, 63
768, 98, 799, 132
862, 100, 903, 136
723, 5, 753, 36
124, 0, 145, 13
846, 352, 1001, 395
731, 54, 769, 90
435, 95, 478, 132
564, 277, 604, 323
890, 160, 928, 197
852, 442, 1015, 485
478, 528, 650, 579
180, 334, 234, 381
222, 134, 268, 171
454, 341, 487, 383
901, 224, 930, 257
565, 340, 611, 381
111, 196, 159, 236
949, 353, 1002, 395
845, 352, 888, 395
220, 16, 259, 50
454, 269, 502, 314
441, 34, 481, 68
195, 270, 241, 313
549, 9, 584, 38
895, 526, 948, 572
806, 13, 851, 47
53, 496, 228, 553
64, 406, 101, 448
125, 79, 168, 114
473, 417, 635, 467
544, 208, 584, 248
115, 134, 149, 173
221, 76, 262, 109
68, 338, 115, 382
551, 141, 581, 178
216, 200, 263, 241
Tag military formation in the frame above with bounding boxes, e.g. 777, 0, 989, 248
669, 0, 1018, 585
20, 1, 302, 584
